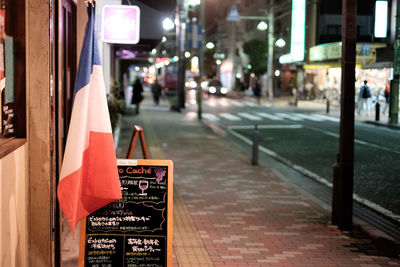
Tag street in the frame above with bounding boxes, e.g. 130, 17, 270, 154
186, 94, 400, 223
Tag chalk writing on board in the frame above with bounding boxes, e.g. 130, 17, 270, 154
87, 202, 165, 233
82, 162, 172, 267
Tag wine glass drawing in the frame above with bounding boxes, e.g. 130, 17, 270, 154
139, 180, 149, 196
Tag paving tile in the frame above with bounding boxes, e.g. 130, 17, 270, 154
115, 106, 400, 267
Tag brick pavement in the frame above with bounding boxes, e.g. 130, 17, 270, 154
115, 97, 400, 267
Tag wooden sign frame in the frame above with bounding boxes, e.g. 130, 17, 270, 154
78, 159, 173, 267
126, 125, 149, 159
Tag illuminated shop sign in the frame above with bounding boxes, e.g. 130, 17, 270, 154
309, 42, 386, 64
290, 0, 306, 62
102, 5, 140, 44
279, 0, 306, 64
374, 0, 388, 38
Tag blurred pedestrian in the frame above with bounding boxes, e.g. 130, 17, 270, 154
383, 81, 390, 115
151, 78, 162, 105
253, 80, 261, 104
357, 80, 372, 116
131, 78, 144, 114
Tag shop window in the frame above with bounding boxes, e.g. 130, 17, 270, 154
0, 0, 26, 158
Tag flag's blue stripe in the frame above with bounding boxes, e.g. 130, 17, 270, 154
73, 7, 101, 102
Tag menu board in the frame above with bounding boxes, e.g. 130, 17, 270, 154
2, 101, 14, 137
79, 159, 173, 267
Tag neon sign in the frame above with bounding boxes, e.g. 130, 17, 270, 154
102, 5, 140, 44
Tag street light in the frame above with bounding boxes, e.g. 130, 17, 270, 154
206, 42, 215, 49
185, 51, 191, 58
256, 21, 268, 31
275, 38, 286, 48
162, 17, 175, 31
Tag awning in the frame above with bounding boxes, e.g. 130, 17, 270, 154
362, 61, 393, 69
304, 62, 363, 70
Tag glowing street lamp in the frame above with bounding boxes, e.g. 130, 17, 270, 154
185, 51, 191, 58
275, 38, 286, 48
206, 42, 215, 49
256, 21, 268, 31
162, 17, 175, 31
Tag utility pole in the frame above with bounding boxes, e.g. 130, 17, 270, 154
198, 0, 205, 120
332, 0, 357, 231
267, 0, 274, 101
176, 0, 186, 112
390, 0, 400, 124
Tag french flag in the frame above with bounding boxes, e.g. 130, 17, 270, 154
57, 6, 121, 232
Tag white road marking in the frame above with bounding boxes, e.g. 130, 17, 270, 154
308, 126, 400, 154
313, 114, 340, 122
237, 112, 262, 121
230, 100, 245, 107
228, 124, 303, 130
294, 113, 325, 121
219, 100, 229, 107
275, 113, 304, 121
243, 100, 259, 107
202, 113, 220, 122
219, 113, 242, 121
206, 101, 217, 107
255, 112, 284, 121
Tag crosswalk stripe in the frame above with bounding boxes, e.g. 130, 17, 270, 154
255, 112, 283, 121
294, 113, 325, 121
230, 100, 245, 107
206, 101, 217, 107
219, 101, 229, 107
313, 114, 340, 122
243, 100, 258, 107
202, 113, 220, 122
275, 113, 304, 121
237, 112, 262, 120
220, 113, 242, 121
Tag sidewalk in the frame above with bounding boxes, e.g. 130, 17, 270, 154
114, 95, 400, 266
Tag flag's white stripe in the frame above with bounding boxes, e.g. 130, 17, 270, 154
60, 65, 112, 180
220, 113, 241, 121
275, 113, 304, 121
237, 112, 262, 120
202, 113, 220, 122
255, 112, 283, 121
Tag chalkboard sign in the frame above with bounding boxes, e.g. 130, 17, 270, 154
79, 159, 173, 267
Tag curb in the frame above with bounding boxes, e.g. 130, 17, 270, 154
365, 120, 400, 130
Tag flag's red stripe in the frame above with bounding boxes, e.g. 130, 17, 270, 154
57, 131, 121, 230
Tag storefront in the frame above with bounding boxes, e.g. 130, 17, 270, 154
306, 41, 388, 102
0, 1, 86, 266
